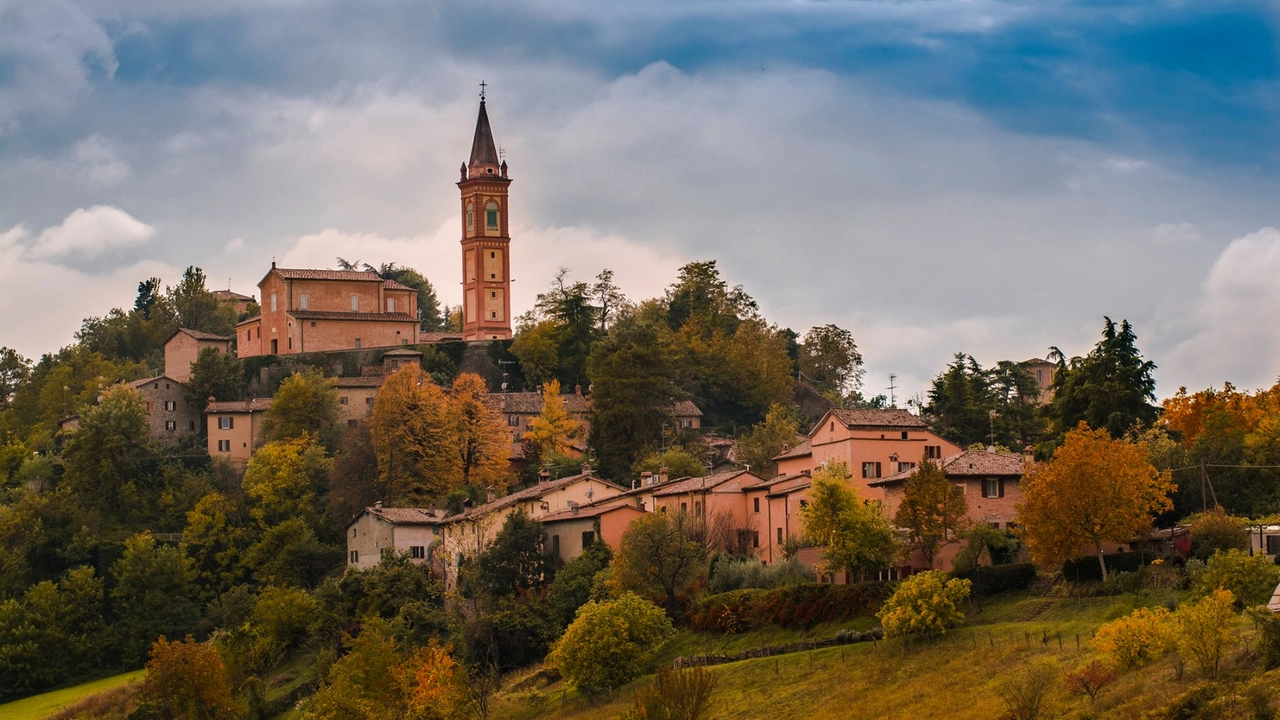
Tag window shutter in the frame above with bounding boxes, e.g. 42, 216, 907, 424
998, 478, 1005, 498
875, 462, 882, 478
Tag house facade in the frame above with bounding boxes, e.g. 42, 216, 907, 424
164, 328, 234, 383
128, 375, 201, 446
336, 376, 384, 428
236, 265, 420, 358
205, 398, 273, 467
346, 504, 447, 570
541, 502, 646, 565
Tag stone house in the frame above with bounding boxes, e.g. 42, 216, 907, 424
164, 328, 234, 383
128, 375, 200, 446
345, 504, 448, 570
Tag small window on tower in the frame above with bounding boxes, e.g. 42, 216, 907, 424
299, 293, 308, 309
466, 202, 474, 232
351, 295, 359, 312
485, 201, 499, 230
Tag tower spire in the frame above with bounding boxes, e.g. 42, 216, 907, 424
467, 93, 500, 176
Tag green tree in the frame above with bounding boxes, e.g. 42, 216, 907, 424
893, 459, 969, 569
734, 403, 800, 478
546, 540, 612, 629
592, 269, 629, 332
366, 262, 445, 331
262, 369, 340, 449
921, 354, 1042, 449
183, 346, 242, 410
134, 277, 162, 319
633, 447, 707, 481
243, 517, 342, 589
1046, 317, 1159, 443
111, 532, 200, 664
534, 268, 602, 389
163, 266, 237, 336
1191, 548, 1280, 607
0, 347, 31, 410
588, 313, 678, 479
876, 570, 971, 638
61, 383, 151, 513
665, 260, 757, 336
181, 492, 254, 598
798, 324, 865, 398
242, 436, 333, 530
1185, 508, 1249, 560
609, 512, 706, 611
1176, 588, 1237, 679
798, 463, 898, 579
473, 511, 547, 601
510, 319, 560, 389
549, 593, 674, 695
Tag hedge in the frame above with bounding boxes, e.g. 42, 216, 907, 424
951, 563, 1037, 596
689, 581, 891, 634
1062, 551, 1157, 583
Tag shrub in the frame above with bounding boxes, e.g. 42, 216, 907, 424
625, 667, 717, 720
689, 581, 891, 633
140, 636, 238, 720
1191, 549, 1280, 607
1175, 588, 1237, 679
706, 556, 813, 594
1186, 508, 1249, 561
876, 571, 970, 638
1061, 551, 1156, 583
459, 602, 555, 674
1249, 606, 1280, 670
995, 658, 1059, 720
1092, 606, 1172, 669
1063, 659, 1117, 701
951, 562, 1036, 596
549, 593, 674, 695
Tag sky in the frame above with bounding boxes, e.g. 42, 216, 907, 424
2, 0, 1280, 403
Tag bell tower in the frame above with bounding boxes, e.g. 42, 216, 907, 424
458, 84, 513, 341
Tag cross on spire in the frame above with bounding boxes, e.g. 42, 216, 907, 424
479, 81, 487, 100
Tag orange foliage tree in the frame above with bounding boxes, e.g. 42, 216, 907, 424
140, 636, 238, 720
370, 365, 460, 504
1016, 424, 1173, 581
1161, 382, 1275, 448
450, 373, 510, 492
398, 640, 470, 720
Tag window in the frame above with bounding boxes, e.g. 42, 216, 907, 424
551, 535, 560, 555
582, 531, 596, 547
300, 293, 308, 309
188, 421, 196, 431
387, 298, 395, 313
830, 421, 835, 431
270, 294, 277, 312
352, 529, 357, 538
287, 337, 292, 350
246, 329, 251, 342
1037, 369, 1044, 383
366, 397, 374, 405
217, 439, 231, 452
777, 527, 783, 544
901, 431, 909, 440
897, 461, 916, 473
165, 421, 176, 431
349, 551, 359, 564
861, 462, 881, 479
164, 400, 177, 411
925, 445, 942, 459
485, 201, 499, 229
270, 339, 278, 353
490, 291, 496, 298
1267, 536, 1280, 555
681, 502, 687, 513
508, 415, 520, 427
218, 416, 234, 430
694, 501, 702, 515
466, 203, 474, 231
753, 497, 760, 514
752, 531, 760, 548
410, 546, 426, 559
491, 311, 497, 319
983, 478, 1003, 499
354, 338, 362, 349
340, 397, 349, 405
351, 295, 359, 312
680, 419, 693, 429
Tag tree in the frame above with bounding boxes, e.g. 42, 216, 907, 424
921, 353, 1043, 449
262, 369, 340, 449
111, 532, 200, 664
242, 436, 332, 530
525, 380, 583, 460
609, 513, 706, 611
1185, 508, 1249, 560
0, 347, 31, 410
665, 260, 757, 336
451, 373, 509, 491
798, 324, 865, 398
734, 403, 799, 478
893, 459, 969, 569
1045, 317, 1159, 443
134, 277, 162, 319
366, 262, 445, 332
141, 636, 238, 720
633, 448, 706, 481
163, 266, 236, 336
549, 593, 674, 695
369, 365, 460, 504
181, 492, 254, 598
1093, 606, 1172, 669
628, 667, 718, 720
400, 640, 470, 720
473, 511, 547, 600
510, 320, 560, 389
184, 346, 242, 410
61, 383, 151, 512
1016, 424, 1173, 581
876, 570, 971, 638
1176, 588, 1236, 679
798, 463, 898, 579
994, 659, 1058, 720
300, 619, 405, 720
546, 540, 612, 629
243, 517, 341, 589
588, 314, 678, 479
592, 269, 629, 332
1190, 548, 1280, 607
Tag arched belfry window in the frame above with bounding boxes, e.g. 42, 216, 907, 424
485, 201, 499, 230
466, 202, 474, 232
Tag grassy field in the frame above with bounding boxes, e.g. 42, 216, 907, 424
0, 670, 145, 720
493, 591, 1276, 720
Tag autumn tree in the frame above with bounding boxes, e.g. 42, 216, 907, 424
798, 324, 865, 399
609, 512, 706, 611
734, 403, 800, 478
1016, 424, 1173, 581
242, 436, 333, 530
893, 459, 969, 569
525, 379, 583, 460
451, 372, 509, 490
1176, 588, 1237, 679
799, 463, 898, 579
141, 636, 238, 720
549, 593, 674, 696
262, 369, 340, 449
370, 365, 460, 504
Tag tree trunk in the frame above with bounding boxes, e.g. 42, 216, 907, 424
1095, 542, 1107, 583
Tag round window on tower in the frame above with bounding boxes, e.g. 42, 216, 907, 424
485, 201, 499, 230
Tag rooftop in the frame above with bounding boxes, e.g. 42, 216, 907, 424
206, 398, 273, 413
445, 471, 624, 523
828, 408, 928, 430
263, 266, 414, 292
335, 376, 386, 388
673, 400, 703, 417
540, 501, 645, 523
287, 310, 417, 322
651, 469, 760, 498
360, 506, 448, 526
489, 391, 591, 415
870, 449, 1026, 487
772, 439, 812, 461
170, 328, 234, 342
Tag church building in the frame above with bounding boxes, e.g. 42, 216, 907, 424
458, 92, 514, 341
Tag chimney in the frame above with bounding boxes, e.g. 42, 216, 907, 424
581, 462, 591, 475
374, 500, 383, 510
486, 486, 496, 504
538, 469, 551, 484
575, 384, 583, 395
641, 471, 653, 487
658, 467, 669, 484
1023, 445, 1035, 468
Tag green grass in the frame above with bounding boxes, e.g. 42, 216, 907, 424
0, 670, 145, 720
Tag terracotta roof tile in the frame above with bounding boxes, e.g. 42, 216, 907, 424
335, 376, 385, 388
381, 348, 424, 357
211, 289, 255, 302
272, 268, 387, 283
673, 400, 703, 417
772, 439, 812, 461
651, 470, 761, 497
540, 502, 646, 523
420, 332, 465, 343
127, 375, 182, 389
206, 398, 273, 413
869, 450, 1026, 487
489, 392, 591, 414
288, 310, 417, 322
365, 506, 448, 525
172, 328, 235, 342
445, 472, 625, 522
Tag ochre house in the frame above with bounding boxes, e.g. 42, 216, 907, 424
164, 328, 234, 383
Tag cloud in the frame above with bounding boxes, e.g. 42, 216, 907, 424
1163, 228, 1280, 391
24, 205, 154, 260
0, 0, 116, 126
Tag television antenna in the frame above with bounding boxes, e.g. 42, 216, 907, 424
887, 374, 898, 408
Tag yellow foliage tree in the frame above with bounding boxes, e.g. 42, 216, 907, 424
450, 372, 510, 492
525, 379, 582, 460
1016, 424, 1173, 581
141, 636, 238, 720
1176, 588, 1237, 679
1093, 606, 1172, 669
370, 365, 460, 505
398, 640, 470, 720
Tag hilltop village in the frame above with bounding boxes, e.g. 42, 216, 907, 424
3, 95, 1280, 720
